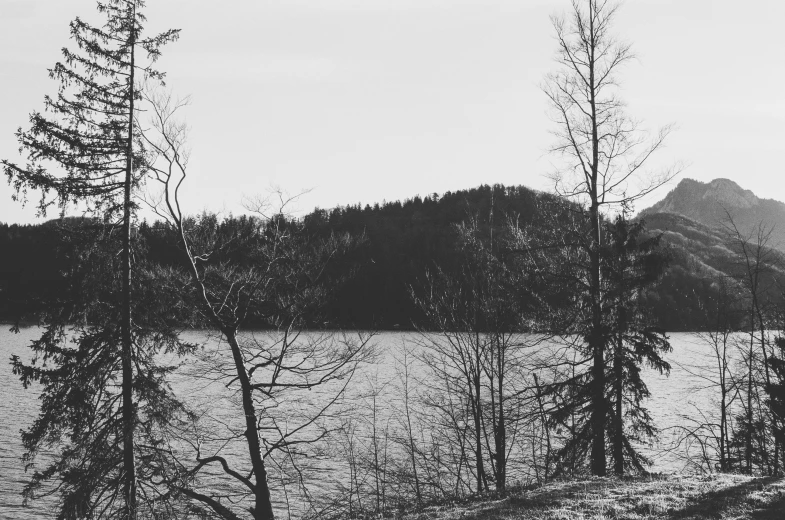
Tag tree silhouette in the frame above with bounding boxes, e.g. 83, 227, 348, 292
2, 1, 179, 516
601, 216, 671, 474
543, 0, 678, 475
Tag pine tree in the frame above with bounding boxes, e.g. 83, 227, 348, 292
601, 216, 671, 474
10, 223, 194, 518
548, 215, 671, 476
3, 1, 179, 517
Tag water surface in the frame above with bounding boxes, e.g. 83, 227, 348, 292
0, 328, 737, 518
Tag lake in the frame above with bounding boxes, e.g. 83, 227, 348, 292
0, 327, 739, 519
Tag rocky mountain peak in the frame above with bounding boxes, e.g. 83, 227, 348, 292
703, 178, 759, 209
640, 178, 785, 252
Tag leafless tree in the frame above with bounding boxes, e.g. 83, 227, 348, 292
139, 91, 373, 520
393, 341, 423, 503
410, 214, 549, 493
723, 213, 783, 474
668, 275, 743, 473
699, 275, 742, 472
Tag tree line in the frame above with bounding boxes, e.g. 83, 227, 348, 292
0, 184, 764, 333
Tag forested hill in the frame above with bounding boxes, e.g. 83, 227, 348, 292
293, 182, 785, 331
0, 185, 537, 328
2, 182, 783, 331
299, 184, 545, 328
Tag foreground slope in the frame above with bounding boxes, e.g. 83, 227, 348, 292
398, 474, 785, 520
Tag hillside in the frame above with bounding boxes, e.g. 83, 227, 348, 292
641, 178, 785, 252
635, 179, 785, 330
300, 184, 551, 328
306, 181, 785, 331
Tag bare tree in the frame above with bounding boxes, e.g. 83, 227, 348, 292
393, 341, 423, 503
688, 275, 743, 472
411, 213, 545, 493
413, 269, 490, 494
723, 214, 783, 474
139, 92, 372, 519
543, 0, 680, 475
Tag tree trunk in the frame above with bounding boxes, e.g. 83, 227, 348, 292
495, 337, 506, 492
613, 330, 624, 476
747, 328, 754, 474
401, 350, 421, 501
405, 390, 421, 501
589, 205, 607, 476
122, 9, 137, 516
473, 373, 485, 493
470, 329, 486, 493
533, 374, 552, 481
372, 392, 381, 513
225, 330, 275, 520
588, 0, 607, 475
720, 381, 727, 471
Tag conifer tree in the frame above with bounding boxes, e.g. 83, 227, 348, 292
3, 1, 179, 517
543, 0, 678, 475
601, 216, 671, 475
10, 223, 194, 518
548, 215, 671, 476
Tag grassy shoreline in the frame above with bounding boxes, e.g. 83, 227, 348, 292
389, 474, 785, 519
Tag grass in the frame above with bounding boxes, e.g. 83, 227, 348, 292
395, 474, 785, 520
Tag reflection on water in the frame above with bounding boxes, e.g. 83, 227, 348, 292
0, 329, 749, 518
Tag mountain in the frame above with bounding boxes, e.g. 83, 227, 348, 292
640, 178, 785, 252
637, 179, 785, 330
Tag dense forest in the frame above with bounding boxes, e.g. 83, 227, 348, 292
2, 183, 781, 331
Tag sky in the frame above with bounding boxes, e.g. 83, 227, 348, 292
1, 0, 783, 224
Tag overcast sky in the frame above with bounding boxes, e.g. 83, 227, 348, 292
1, 0, 783, 224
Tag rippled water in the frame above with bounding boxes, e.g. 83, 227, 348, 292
0, 328, 736, 518
0, 327, 59, 519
